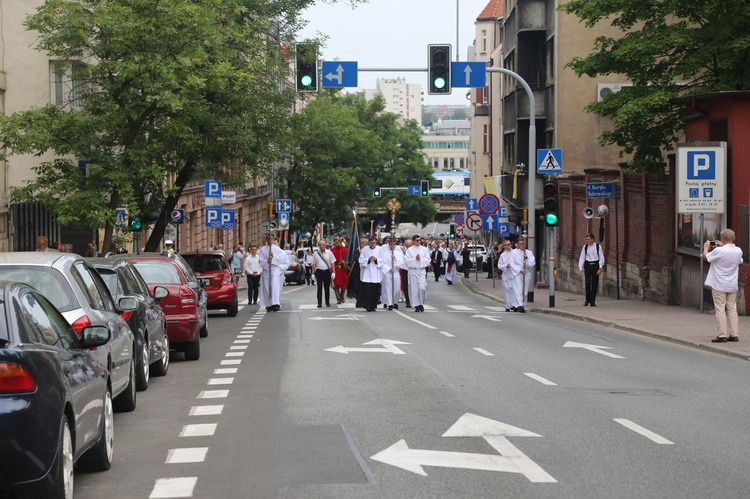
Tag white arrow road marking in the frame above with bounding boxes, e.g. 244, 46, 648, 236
325, 339, 411, 354
448, 305, 475, 311
614, 419, 673, 444
524, 373, 557, 386
473, 348, 495, 356
372, 413, 556, 482
309, 314, 362, 321
563, 341, 625, 359
438, 331, 455, 338
471, 314, 502, 322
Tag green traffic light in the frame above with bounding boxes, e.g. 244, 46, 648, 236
433, 77, 446, 90
545, 213, 558, 226
300, 75, 313, 87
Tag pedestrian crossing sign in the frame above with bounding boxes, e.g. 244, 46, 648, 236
537, 149, 562, 174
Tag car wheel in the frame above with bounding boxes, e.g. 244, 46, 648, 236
135, 340, 149, 391
184, 337, 201, 361
113, 356, 136, 413
199, 313, 208, 338
227, 301, 238, 317
151, 334, 169, 377
80, 389, 114, 471
49, 419, 74, 499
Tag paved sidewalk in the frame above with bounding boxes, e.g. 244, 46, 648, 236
460, 273, 750, 362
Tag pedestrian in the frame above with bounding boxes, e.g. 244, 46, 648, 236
312, 240, 336, 308
358, 235, 382, 312
243, 244, 262, 305
303, 247, 315, 285
404, 235, 431, 312
430, 242, 444, 282
443, 242, 459, 285
36, 236, 58, 252
258, 235, 289, 312
509, 237, 535, 313
400, 239, 412, 306
578, 233, 605, 307
85, 242, 100, 257
487, 244, 499, 278
229, 245, 243, 285
497, 239, 516, 311
378, 237, 404, 310
164, 240, 176, 256
703, 229, 743, 343
61, 243, 74, 253
460, 242, 472, 278
331, 236, 349, 304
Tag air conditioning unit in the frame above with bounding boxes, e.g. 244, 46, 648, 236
596, 83, 632, 102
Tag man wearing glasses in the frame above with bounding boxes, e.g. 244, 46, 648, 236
497, 239, 516, 311
404, 235, 431, 312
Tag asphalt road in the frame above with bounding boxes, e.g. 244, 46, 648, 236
74, 279, 750, 499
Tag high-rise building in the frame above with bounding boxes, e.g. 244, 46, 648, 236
364, 78, 422, 123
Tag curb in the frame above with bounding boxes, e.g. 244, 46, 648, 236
460, 278, 750, 362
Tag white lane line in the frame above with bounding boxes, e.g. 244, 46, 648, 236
447, 305, 475, 311
207, 378, 233, 385
166, 447, 209, 464
299, 304, 319, 309
422, 304, 436, 310
438, 331, 455, 338
150, 477, 198, 498
338, 303, 356, 308
225, 352, 244, 357
473, 348, 495, 356
524, 373, 557, 386
614, 419, 674, 444
180, 424, 217, 437
236, 336, 253, 340
189, 405, 223, 416
229, 345, 248, 350
197, 390, 229, 399
220, 359, 241, 365
241, 326, 257, 330
213, 368, 238, 375
393, 310, 437, 329
233, 339, 251, 344
485, 306, 505, 312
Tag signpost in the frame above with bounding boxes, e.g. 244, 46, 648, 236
321, 61, 358, 88
536, 149, 562, 174
450, 62, 486, 88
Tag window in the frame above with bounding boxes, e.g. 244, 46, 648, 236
72, 263, 115, 312
19, 291, 77, 349
481, 30, 488, 54
50, 60, 86, 109
483, 124, 489, 154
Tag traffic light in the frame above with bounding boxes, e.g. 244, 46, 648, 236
449, 223, 456, 240
295, 43, 318, 92
373, 187, 381, 198
543, 179, 560, 227
128, 216, 142, 231
420, 180, 430, 197
428, 44, 451, 95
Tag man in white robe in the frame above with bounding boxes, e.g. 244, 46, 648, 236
258, 235, 289, 311
378, 237, 404, 310
403, 235, 431, 312
509, 237, 535, 313
497, 239, 516, 311
358, 236, 383, 311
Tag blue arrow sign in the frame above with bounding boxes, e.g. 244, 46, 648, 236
275, 199, 292, 213
466, 198, 478, 211
482, 214, 499, 231
537, 149, 563, 174
408, 185, 420, 196
451, 62, 486, 88
321, 61, 358, 88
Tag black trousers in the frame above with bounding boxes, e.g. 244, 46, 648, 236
400, 268, 410, 307
315, 269, 332, 306
305, 266, 313, 284
247, 273, 260, 303
361, 281, 380, 310
584, 262, 600, 304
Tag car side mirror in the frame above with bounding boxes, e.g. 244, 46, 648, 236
153, 286, 169, 301
80, 325, 111, 348
118, 296, 138, 312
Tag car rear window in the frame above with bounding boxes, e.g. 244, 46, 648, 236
133, 262, 182, 284
184, 255, 225, 272
0, 266, 79, 312
96, 268, 120, 297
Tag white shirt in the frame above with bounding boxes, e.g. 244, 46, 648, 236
359, 244, 382, 283
705, 243, 743, 293
404, 244, 431, 274
578, 242, 605, 270
312, 248, 336, 271
243, 253, 262, 275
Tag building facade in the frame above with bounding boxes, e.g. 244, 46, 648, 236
364, 78, 422, 124
422, 120, 470, 172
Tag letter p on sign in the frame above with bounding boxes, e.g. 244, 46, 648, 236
687, 151, 715, 179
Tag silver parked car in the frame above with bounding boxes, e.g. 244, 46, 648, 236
0, 252, 138, 412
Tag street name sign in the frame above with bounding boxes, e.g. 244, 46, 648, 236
586, 182, 616, 199
321, 61, 358, 88
451, 62, 486, 88
537, 149, 562, 174
676, 145, 726, 214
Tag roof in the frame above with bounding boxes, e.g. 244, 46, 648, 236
477, 0, 504, 21
0, 251, 73, 265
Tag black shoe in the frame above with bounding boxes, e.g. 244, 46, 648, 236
729, 336, 739, 342
317, 305, 322, 308
326, 303, 331, 307
406, 305, 412, 308
393, 304, 399, 310
505, 308, 511, 312
590, 304, 597, 307
517, 307, 526, 313
712, 336, 728, 343
584, 302, 589, 306
511, 307, 517, 312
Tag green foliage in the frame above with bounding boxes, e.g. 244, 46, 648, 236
560, 0, 750, 173
285, 94, 436, 230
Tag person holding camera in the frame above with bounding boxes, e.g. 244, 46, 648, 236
703, 229, 743, 343
578, 233, 605, 307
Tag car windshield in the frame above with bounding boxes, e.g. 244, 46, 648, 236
184, 255, 225, 272
0, 266, 79, 312
132, 262, 182, 285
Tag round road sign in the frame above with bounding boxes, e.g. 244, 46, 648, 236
465, 212, 482, 233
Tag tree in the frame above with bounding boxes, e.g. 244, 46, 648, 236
560, 0, 750, 173
0, 0, 361, 251
284, 94, 436, 232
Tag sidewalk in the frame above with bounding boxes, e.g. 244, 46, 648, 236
460, 273, 750, 362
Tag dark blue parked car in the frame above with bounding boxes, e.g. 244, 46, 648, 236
0, 281, 115, 498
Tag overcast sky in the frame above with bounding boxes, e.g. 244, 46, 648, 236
298, 0, 493, 106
